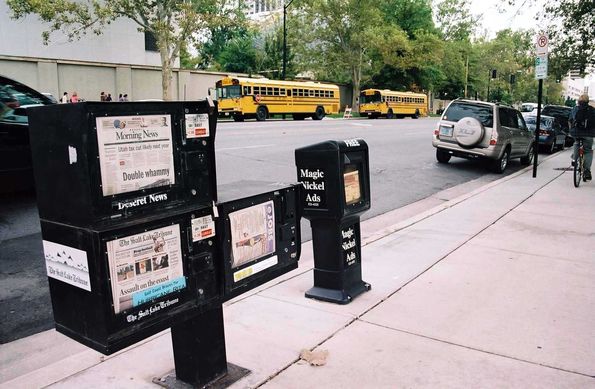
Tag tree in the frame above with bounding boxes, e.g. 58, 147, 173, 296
434, 0, 479, 41
217, 34, 264, 74
7, 0, 243, 100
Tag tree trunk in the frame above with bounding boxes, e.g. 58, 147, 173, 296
158, 37, 173, 101
351, 65, 361, 111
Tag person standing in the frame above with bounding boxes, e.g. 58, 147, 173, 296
71, 92, 79, 103
118, 93, 124, 102
100, 91, 106, 101
106, 93, 112, 102
123, 94, 129, 102
569, 93, 595, 181
60, 92, 69, 104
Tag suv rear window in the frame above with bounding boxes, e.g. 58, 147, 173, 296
443, 102, 493, 127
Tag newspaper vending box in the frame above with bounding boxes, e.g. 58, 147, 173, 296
28, 100, 218, 227
216, 181, 301, 301
295, 138, 371, 304
40, 205, 219, 354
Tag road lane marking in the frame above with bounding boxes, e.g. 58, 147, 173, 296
218, 144, 276, 151
348, 122, 373, 127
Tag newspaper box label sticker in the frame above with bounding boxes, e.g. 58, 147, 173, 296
185, 113, 210, 139
233, 255, 278, 283
43, 240, 91, 291
191, 215, 216, 242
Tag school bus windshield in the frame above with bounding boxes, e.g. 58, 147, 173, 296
217, 85, 241, 99
360, 92, 381, 104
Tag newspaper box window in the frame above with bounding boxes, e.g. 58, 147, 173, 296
27, 101, 218, 226
95, 114, 176, 197
216, 181, 301, 301
295, 139, 371, 304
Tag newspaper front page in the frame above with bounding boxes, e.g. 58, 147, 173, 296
106, 224, 185, 314
96, 115, 176, 196
229, 201, 276, 269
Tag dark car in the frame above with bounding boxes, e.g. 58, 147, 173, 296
541, 105, 573, 146
0, 75, 55, 193
524, 114, 566, 153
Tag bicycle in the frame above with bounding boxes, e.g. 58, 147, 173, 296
573, 137, 586, 187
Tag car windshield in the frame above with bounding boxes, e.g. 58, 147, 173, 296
442, 102, 493, 127
360, 92, 381, 104
524, 116, 553, 128
0, 83, 51, 107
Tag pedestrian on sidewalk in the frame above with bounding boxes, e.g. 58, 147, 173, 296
106, 93, 112, 102
100, 91, 106, 101
71, 92, 79, 103
569, 93, 595, 181
60, 92, 69, 104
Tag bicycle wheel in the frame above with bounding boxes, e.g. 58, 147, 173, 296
573, 155, 583, 187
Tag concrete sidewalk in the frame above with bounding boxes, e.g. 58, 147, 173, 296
1, 149, 594, 388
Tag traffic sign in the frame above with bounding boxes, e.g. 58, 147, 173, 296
536, 33, 548, 55
535, 54, 548, 79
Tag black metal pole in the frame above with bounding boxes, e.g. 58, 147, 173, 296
533, 79, 543, 178
282, 4, 287, 80
486, 70, 491, 101
170, 305, 228, 386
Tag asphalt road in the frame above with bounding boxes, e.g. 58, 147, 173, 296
0, 116, 531, 343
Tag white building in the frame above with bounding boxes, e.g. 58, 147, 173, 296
562, 67, 595, 103
0, 1, 168, 67
244, 0, 283, 20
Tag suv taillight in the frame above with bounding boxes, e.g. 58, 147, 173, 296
489, 130, 498, 145
434, 129, 439, 139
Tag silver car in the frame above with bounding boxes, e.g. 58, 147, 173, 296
432, 99, 534, 173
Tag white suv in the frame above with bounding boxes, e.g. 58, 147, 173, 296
432, 99, 534, 173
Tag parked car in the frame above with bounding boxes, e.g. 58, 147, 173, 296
541, 104, 573, 146
524, 114, 566, 153
432, 99, 534, 173
0, 75, 55, 193
520, 102, 538, 113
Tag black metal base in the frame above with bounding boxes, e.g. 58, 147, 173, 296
305, 281, 371, 304
153, 363, 251, 389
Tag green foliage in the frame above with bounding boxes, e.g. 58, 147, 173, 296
380, 0, 436, 38
541, 0, 595, 74
217, 34, 264, 74
7, 0, 242, 99
434, 0, 478, 41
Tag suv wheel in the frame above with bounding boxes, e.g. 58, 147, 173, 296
436, 149, 451, 163
491, 147, 510, 173
520, 144, 534, 166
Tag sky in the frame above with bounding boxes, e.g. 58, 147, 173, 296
469, 0, 547, 38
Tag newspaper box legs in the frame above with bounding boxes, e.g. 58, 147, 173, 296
295, 139, 372, 304
306, 217, 371, 304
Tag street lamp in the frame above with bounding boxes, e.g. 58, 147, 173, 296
282, 0, 294, 80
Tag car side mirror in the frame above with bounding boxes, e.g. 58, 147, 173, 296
13, 108, 28, 116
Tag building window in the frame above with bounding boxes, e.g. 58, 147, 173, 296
144, 31, 158, 52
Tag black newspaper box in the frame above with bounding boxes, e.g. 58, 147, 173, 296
295, 138, 371, 304
28, 100, 217, 226
215, 181, 301, 301
41, 205, 220, 354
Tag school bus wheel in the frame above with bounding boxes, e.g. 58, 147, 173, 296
256, 106, 268, 121
312, 106, 325, 120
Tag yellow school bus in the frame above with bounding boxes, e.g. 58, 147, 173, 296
359, 89, 428, 119
215, 76, 340, 121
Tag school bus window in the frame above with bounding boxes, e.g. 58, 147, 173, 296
273, 88, 279, 96
310, 90, 315, 97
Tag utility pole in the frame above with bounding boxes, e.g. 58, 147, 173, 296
464, 55, 469, 98
282, 0, 294, 80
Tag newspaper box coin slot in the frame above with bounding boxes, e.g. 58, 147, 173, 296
295, 139, 371, 304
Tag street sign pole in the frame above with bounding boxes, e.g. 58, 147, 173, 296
533, 32, 549, 178
533, 79, 542, 178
